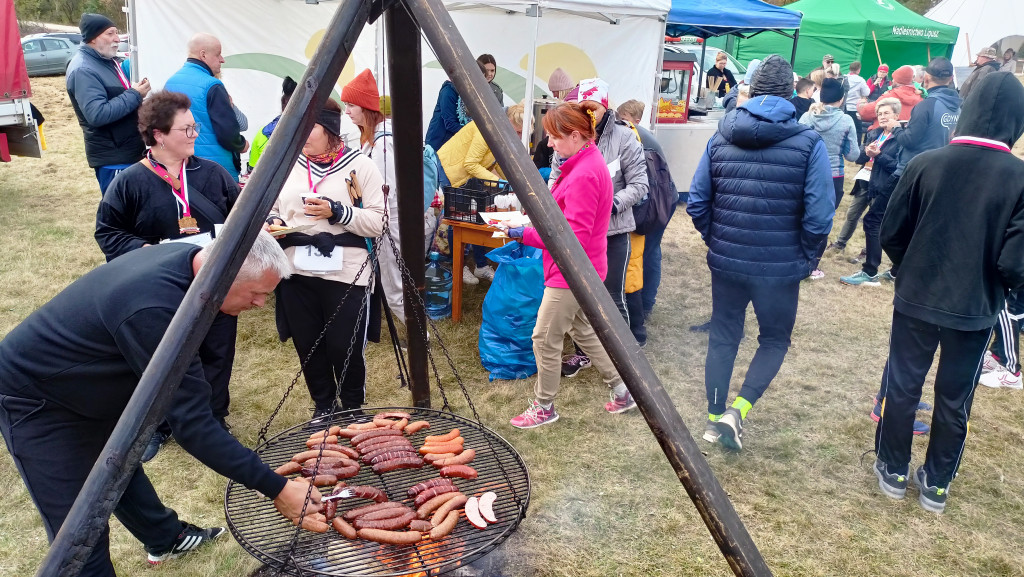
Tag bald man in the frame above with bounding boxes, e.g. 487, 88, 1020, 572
165, 33, 249, 179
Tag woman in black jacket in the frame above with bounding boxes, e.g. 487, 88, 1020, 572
95, 90, 241, 460
840, 97, 902, 286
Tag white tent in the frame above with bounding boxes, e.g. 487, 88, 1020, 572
925, 0, 1024, 66
131, 0, 669, 156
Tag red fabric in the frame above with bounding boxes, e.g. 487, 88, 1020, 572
520, 142, 613, 288
341, 68, 379, 112
2, 0, 31, 98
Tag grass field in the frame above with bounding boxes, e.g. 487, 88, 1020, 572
1, 76, 1024, 577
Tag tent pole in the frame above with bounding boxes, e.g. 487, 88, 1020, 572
698, 40, 708, 101
124, 0, 138, 83
521, 3, 541, 150
385, 1, 430, 407
791, 28, 799, 66
652, 17, 668, 132
403, 0, 774, 575
32, 1, 375, 575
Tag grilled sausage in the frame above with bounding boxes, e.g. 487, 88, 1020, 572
342, 501, 406, 521
368, 451, 420, 465
359, 439, 414, 457
404, 421, 431, 434
413, 485, 457, 507
337, 428, 361, 439
419, 441, 464, 455
391, 418, 409, 432
416, 491, 461, 519
351, 429, 404, 447
408, 520, 433, 532
348, 422, 379, 431
439, 465, 477, 479
357, 505, 415, 521
358, 435, 414, 450
310, 474, 339, 486
429, 510, 460, 539
304, 436, 339, 448
424, 429, 460, 443
357, 528, 422, 545
372, 456, 424, 474
332, 517, 358, 539
298, 516, 330, 533
407, 478, 456, 498
430, 493, 468, 527
478, 491, 498, 523
308, 443, 360, 459
346, 485, 388, 503
355, 511, 416, 530
274, 462, 302, 475
432, 449, 476, 467
329, 463, 361, 479
324, 498, 338, 521
375, 411, 412, 420
373, 418, 398, 428
291, 449, 347, 462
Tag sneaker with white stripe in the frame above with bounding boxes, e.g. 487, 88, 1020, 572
147, 523, 226, 565
981, 351, 1002, 375
979, 367, 1023, 390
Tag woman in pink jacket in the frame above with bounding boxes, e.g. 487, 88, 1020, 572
499, 103, 631, 429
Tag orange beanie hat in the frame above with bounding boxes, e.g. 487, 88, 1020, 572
341, 69, 380, 112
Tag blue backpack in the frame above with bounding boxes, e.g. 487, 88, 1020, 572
374, 131, 440, 212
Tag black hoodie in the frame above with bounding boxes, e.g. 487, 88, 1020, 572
880, 72, 1024, 331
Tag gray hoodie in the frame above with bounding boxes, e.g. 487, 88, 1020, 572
799, 106, 860, 178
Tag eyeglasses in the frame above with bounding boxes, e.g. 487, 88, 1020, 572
170, 124, 201, 138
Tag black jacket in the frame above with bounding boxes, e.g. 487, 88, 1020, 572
706, 66, 736, 98
881, 72, 1024, 331
96, 156, 240, 260
865, 128, 902, 199
893, 85, 961, 174
0, 244, 287, 498
790, 96, 813, 118
65, 45, 146, 167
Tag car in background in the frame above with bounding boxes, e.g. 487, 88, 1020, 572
23, 31, 83, 45
20, 36, 74, 76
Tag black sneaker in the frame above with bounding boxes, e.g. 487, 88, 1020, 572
147, 523, 226, 565
309, 406, 335, 426
873, 458, 908, 499
141, 431, 171, 463
560, 353, 592, 377
714, 407, 743, 451
913, 466, 949, 514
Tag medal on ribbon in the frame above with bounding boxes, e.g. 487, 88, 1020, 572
148, 151, 199, 235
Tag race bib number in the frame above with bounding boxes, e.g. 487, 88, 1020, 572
293, 245, 344, 273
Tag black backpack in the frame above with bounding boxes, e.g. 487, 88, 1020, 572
633, 148, 677, 235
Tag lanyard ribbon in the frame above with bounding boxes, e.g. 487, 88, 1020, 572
112, 60, 130, 90
148, 151, 191, 218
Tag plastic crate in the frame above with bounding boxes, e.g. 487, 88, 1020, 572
443, 178, 512, 224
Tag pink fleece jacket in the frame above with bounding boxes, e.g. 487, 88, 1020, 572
521, 142, 613, 288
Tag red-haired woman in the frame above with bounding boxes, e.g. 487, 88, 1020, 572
498, 103, 630, 429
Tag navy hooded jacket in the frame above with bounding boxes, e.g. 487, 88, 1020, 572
688, 95, 835, 284
893, 85, 961, 175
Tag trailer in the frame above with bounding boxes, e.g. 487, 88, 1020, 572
0, 0, 42, 162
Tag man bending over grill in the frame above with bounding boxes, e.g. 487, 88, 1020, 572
0, 232, 320, 575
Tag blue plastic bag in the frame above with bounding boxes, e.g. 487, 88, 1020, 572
478, 242, 545, 381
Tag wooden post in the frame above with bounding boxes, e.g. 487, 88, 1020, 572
33, 1, 375, 574
871, 30, 883, 65
385, 2, 431, 407
402, 0, 774, 575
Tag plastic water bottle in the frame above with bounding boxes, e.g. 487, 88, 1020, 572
424, 251, 452, 319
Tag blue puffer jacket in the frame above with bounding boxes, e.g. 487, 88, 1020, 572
165, 62, 235, 177
687, 95, 835, 284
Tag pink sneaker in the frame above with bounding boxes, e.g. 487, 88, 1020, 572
510, 400, 559, 429
809, 269, 825, 280
604, 389, 637, 414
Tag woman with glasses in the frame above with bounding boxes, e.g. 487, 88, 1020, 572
95, 90, 242, 460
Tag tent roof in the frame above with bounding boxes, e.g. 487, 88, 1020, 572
926, 0, 1024, 65
666, 0, 802, 38
443, 0, 670, 17
785, 0, 958, 44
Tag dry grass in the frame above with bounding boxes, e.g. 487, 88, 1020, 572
1, 76, 1024, 577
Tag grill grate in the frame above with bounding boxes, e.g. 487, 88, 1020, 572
225, 407, 530, 576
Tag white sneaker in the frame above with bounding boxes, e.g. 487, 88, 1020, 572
979, 368, 1023, 390
981, 351, 1002, 374
809, 269, 825, 280
462, 266, 479, 285
473, 265, 495, 282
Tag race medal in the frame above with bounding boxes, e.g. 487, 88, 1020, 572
178, 216, 200, 235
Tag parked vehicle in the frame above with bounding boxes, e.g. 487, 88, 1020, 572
24, 31, 83, 45
21, 36, 74, 76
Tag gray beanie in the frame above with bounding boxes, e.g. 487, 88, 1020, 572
750, 55, 795, 99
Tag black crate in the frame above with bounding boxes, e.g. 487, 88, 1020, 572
443, 178, 512, 224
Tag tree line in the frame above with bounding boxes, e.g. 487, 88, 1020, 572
15, 0, 124, 28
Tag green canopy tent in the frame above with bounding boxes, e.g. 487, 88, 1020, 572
731, 0, 958, 76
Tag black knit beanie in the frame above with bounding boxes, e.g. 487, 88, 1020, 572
316, 107, 342, 138
79, 13, 116, 44
819, 78, 845, 105
750, 55, 795, 99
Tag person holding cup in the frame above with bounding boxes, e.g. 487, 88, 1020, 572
265, 99, 385, 419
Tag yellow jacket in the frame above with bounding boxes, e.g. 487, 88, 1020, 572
437, 121, 504, 188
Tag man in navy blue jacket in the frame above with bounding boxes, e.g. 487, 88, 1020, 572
687, 55, 835, 451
